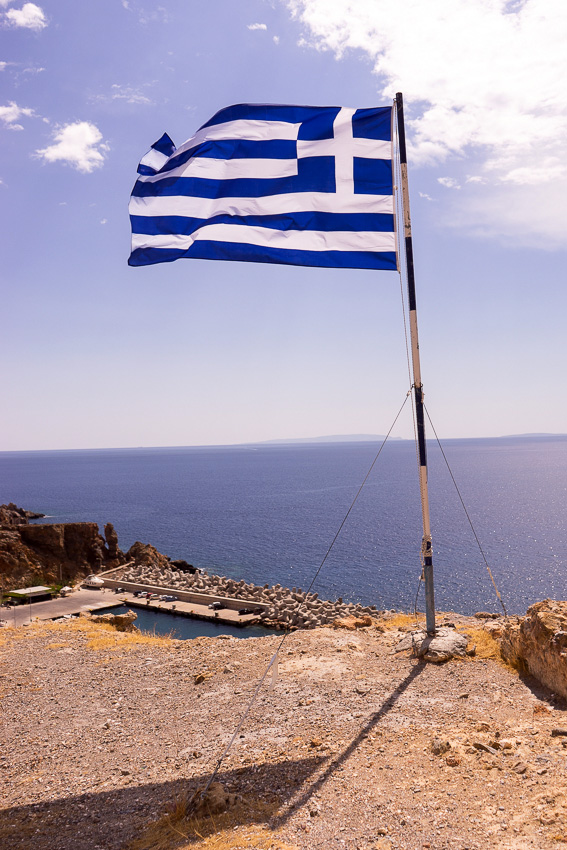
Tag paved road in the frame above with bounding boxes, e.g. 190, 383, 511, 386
0, 587, 261, 629
0, 588, 121, 627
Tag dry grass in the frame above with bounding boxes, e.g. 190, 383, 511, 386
1, 618, 176, 651
455, 626, 510, 665
377, 612, 426, 631
85, 627, 174, 651
128, 795, 298, 850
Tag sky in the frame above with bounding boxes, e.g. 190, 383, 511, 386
1, 0, 566, 451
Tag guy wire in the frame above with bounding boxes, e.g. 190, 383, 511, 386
424, 404, 508, 617
196, 393, 411, 804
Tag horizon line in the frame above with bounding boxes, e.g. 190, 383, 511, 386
1, 432, 566, 454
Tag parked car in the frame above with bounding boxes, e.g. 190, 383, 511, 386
238, 607, 254, 615
208, 601, 225, 610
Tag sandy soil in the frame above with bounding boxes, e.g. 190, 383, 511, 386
2, 614, 567, 850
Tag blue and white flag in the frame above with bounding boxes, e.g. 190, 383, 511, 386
129, 103, 396, 271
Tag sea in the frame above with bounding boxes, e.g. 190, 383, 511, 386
1, 435, 566, 617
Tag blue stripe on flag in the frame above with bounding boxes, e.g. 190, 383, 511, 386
200, 103, 341, 133
132, 156, 337, 199
130, 212, 395, 237
129, 242, 397, 271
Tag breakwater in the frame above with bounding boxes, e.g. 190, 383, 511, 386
112, 562, 382, 629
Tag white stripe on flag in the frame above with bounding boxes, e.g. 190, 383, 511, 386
138, 156, 298, 182
172, 119, 301, 161
132, 225, 396, 253
129, 191, 393, 219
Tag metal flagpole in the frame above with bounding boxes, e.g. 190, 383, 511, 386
395, 92, 436, 635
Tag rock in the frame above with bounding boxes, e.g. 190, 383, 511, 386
332, 615, 374, 630
125, 541, 172, 573
171, 559, 197, 573
431, 738, 451, 755
551, 728, 567, 737
498, 600, 567, 700
0, 503, 45, 525
104, 523, 121, 560
395, 628, 468, 662
190, 782, 240, 817
0, 519, 122, 588
473, 741, 499, 755
90, 611, 138, 632
194, 672, 213, 684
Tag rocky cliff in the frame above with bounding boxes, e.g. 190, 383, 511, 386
0, 504, 126, 588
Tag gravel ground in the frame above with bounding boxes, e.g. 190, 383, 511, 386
2, 614, 567, 850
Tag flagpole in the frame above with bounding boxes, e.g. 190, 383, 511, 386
395, 92, 436, 635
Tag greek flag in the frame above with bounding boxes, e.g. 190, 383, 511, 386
129, 103, 396, 271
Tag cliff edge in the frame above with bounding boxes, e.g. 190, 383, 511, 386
0, 503, 125, 587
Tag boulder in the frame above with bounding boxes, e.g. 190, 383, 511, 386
126, 541, 170, 571
498, 600, 567, 699
89, 610, 138, 632
395, 628, 468, 663
332, 615, 374, 630
104, 523, 121, 560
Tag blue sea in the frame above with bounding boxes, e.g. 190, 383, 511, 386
1, 436, 566, 616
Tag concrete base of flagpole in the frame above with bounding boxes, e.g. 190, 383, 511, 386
394, 628, 469, 663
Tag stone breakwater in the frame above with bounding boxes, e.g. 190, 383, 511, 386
116, 563, 381, 630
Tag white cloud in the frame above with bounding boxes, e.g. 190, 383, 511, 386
437, 176, 461, 190
105, 84, 153, 105
35, 122, 109, 173
273, 35, 280, 44
100, 218, 107, 225
5, 2, 47, 30
419, 192, 434, 201
284, 0, 567, 245
0, 100, 35, 129
247, 22, 267, 30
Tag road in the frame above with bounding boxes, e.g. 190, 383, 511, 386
0, 587, 263, 629
0, 588, 121, 627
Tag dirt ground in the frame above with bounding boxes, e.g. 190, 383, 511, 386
2, 613, 567, 850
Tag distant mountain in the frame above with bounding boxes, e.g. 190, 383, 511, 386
261, 434, 405, 445
500, 433, 567, 439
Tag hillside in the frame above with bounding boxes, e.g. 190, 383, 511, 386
2, 612, 567, 850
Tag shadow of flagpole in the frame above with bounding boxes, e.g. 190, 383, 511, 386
271, 659, 427, 827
